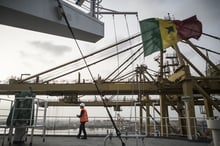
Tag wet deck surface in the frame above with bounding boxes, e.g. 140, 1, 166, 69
0, 135, 212, 146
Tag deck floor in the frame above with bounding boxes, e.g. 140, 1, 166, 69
0, 135, 212, 146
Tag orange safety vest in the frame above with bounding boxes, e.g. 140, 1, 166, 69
80, 108, 88, 122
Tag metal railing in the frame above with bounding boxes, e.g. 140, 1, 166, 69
2, 115, 209, 138
0, 99, 210, 138
0, 97, 47, 146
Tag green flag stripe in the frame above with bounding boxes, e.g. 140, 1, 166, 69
142, 36, 158, 56
140, 18, 163, 56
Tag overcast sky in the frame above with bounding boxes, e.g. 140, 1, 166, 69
0, 0, 220, 82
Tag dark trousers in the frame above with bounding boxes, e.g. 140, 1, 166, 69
77, 122, 87, 138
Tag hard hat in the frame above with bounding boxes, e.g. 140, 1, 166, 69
80, 103, 85, 107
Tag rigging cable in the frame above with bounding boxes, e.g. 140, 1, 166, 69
136, 13, 144, 135
56, 1, 125, 145
21, 33, 141, 83
202, 32, 220, 41
105, 43, 142, 81
112, 14, 120, 123
124, 15, 133, 62
111, 47, 144, 82
111, 15, 142, 81
43, 42, 139, 83
112, 51, 144, 82
112, 15, 119, 68
135, 14, 144, 65
181, 41, 220, 55
106, 14, 142, 82
124, 14, 136, 129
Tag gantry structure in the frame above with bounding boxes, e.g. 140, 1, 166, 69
0, 0, 220, 141
0, 37, 219, 140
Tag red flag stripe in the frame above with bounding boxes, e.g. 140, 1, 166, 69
173, 15, 202, 40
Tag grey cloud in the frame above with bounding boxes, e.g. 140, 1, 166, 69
19, 50, 29, 58
30, 41, 72, 56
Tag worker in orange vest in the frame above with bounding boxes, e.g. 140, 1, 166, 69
76, 103, 88, 139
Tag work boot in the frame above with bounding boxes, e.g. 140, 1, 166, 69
80, 136, 87, 139
76, 135, 80, 139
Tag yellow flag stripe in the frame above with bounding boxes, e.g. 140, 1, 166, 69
158, 19, 178, 49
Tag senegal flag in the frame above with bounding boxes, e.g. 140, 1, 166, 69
140, 16, 202, 56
